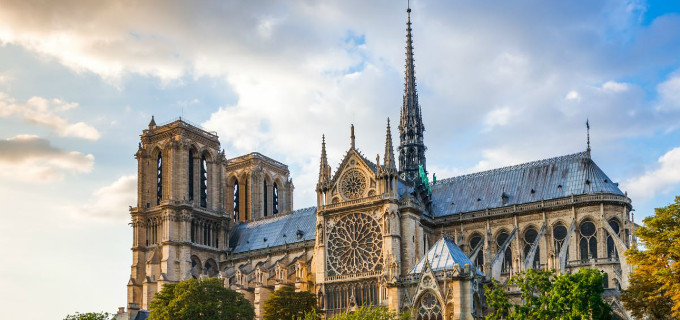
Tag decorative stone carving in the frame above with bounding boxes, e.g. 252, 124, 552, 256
327, 213, 382, 276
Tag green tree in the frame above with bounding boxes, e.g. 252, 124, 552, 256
148, 278, 254, 320
263, 286, 317, 320
63, 312, 111, 320
328, 306, 411, 320
622, 196, 680, 319
484, 269, 612, 320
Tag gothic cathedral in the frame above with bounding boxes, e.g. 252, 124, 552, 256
124, 7, 633, 320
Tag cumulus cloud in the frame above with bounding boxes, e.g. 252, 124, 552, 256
623, 147, 680, 201
484, 106, 513, 129
0, 135, 94, 182
70, 175, 136, 222
657, 71, 680, 111
0, 93, 100, 140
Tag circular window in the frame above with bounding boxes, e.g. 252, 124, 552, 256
326, 213, 382, 276
340, 169, 367, 199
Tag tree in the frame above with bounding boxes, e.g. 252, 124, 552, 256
622, 196, 680, 319
484, 269, 612, 320
263, 286, 317, 320
63, 312, 111, 320
328, 306, 411, 320
148, 278, 254, 320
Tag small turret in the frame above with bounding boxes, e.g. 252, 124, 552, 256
384, 118, 397, 171
379, 119, 399, 197
148, 115, 156, 130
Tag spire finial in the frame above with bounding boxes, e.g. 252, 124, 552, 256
586, 119, 591, 157
350, 124, 355, 149
148, 115, 156, 129
384, 118, 396, 170
318, 134, 330, 186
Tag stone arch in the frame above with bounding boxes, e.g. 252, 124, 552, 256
204, 258, 218, 277
414, 289, 444, 320
522, 224, 541, 268
190, 255, 202, 279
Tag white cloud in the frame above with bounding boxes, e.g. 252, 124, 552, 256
0, 135, 94, 182
484, 106, 513, 129
69, 175, 136, 222
623, 147, 680, 201
657, 71, 680, 110
601, 81, 629, 92
0, 92, 100, 140
565, 90, 580, 101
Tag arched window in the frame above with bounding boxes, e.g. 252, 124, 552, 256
190, 256, 202, 279
188, 149, 194, 201
233, 180, 240, 222
263, 180, 268, 217
156, 151, 163, 205
416, 291, 443, 320
200, 154, 208, 208
602, 272, 609, 288
273, 183, 279, 214
469, 234, 484, 267
523, 227, 540, 269
607, 218, 620, 260
496, 230, 512, 274
579, 219, 598, 261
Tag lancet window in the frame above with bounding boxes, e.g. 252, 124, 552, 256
233, 180, 240, 222
607, 218, 620, 260
156, 152, 162, 205
325, 281, 378, 317
469, 234, 484, 267
496, 230, 512, 274
273, 183, 279, 214
579, 219, 598, 261
188, 149, 194, 201
263, 180, 268, 217
200, 154, 208, 208
523, 226, 540, 269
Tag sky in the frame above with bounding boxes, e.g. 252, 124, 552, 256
1, 0, 680, 318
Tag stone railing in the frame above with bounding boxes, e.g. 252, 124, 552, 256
322, 195, 383, 210
325, 270, 382, 282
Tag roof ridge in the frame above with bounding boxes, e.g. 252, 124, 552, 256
435, 151, 589, 185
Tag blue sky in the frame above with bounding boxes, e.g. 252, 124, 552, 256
1, 0, 680, 318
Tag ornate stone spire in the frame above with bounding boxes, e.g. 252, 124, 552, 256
398, 5, 427, 185
384, 118, 396, 171
317, 135, 330, 190
350, 124, 356, 150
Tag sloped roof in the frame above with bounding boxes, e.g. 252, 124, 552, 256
409, 237, 482, 275
229, 207, 316, 254
430, 151, 624, 217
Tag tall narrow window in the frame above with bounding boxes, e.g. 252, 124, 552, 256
200, 154, 208, 208
188, 149, 194, 201
156, 152, 163, 205
607, 218, 620, 260
496, 230, 512, 274
579, 220, 598, 261
263, 180, 268, 217
190, 219, 196, 243
273, 183, 279, 214
553, 223, 568, 261
233, 180, 240, 222
523, 227, 540, 269
469, 234, 484, 267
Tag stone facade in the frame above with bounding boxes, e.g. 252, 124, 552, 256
124, 7, 633, 320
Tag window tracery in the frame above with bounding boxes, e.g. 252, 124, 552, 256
579, 219, 597, 261
340, 169, 367, 199
523, 227, 540, 268
327, 213, 382, 276
417, 291, 443, 320
607, 218, 620, 259
496, 230, 512, 274
469, 234, 484, 267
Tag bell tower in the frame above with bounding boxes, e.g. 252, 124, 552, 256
127, 117, 229, 312
397, 6, 427, 186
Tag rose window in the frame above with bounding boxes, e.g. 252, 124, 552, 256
340, 169, 367, 199
327, 213, 382, 276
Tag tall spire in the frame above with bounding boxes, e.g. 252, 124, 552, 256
317, 135, 330, 187
350, 124, 356, 150
586, 119, 591, 158
384, 118, 396, 170
398, 4, 427, 185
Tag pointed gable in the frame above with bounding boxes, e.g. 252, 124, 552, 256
409, 237, 482, 276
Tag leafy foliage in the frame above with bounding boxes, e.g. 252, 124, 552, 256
622, 196, 680, 319
148, 278, 254, 320
263, 286, 317, 320
327, 306, 411, 320
63, 312, 111, 320
484, 269, 612, 320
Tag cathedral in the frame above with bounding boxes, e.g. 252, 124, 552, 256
123, 7, 634, 320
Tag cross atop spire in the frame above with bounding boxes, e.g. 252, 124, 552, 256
398, 3, 427, 186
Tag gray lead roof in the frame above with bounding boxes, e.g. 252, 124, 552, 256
229, 207, 316, 254
429, 151, 624, 217
409, 237, 483, 275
